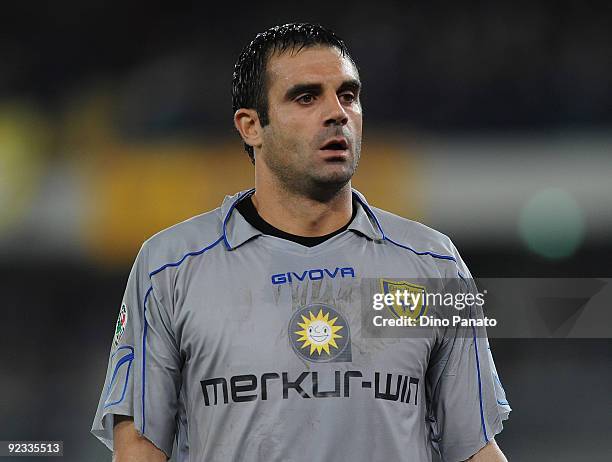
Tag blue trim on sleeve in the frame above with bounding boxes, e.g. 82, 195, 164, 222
471, 322, 490, 443
149, 235, 225, 278
108, 347, 135, 388
103, 346, 134, 408
112, 345, 135, 356
384, 236, 458, 262
494, 374, 510, 405
141, 286, 153, 434
141, 234, 225, 435
355, 193, 460, 264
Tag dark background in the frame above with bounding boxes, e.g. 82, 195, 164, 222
0, 1, 610, 461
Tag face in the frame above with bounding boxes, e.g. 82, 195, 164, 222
258, 45, 362, 199
307, 320, 331, 344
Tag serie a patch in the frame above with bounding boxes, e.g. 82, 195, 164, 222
113, 303, 128, 347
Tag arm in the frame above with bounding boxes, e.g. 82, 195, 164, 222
92, 244, 181, 456
426, 255, 511, 462
113, 415, 167, 462
464, 440, 508, 462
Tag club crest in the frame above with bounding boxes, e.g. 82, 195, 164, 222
379, 279, 427, 320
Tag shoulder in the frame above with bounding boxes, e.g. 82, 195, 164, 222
372, 206, 456, 257
370, 206, 471, 276
139, 206, 226, 275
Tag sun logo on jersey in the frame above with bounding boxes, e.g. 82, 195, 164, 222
288, 304, 351, 363
294, 309, 344, 355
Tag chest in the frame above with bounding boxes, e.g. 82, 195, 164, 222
172, 247, 440, 382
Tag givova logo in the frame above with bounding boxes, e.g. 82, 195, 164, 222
288, 304, 351, 363
271, 267, 355, 285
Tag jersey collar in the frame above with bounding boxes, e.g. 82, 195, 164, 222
220, 188, 385, 250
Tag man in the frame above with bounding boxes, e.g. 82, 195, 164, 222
92, 23, 511, 461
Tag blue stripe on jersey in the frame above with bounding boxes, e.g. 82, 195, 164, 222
472, 323, 490, 443
383, 236, 458, 262
354, 192, 459, 263
461, 274, 489, 443
142, 235, 225, 435
103, 346, 134, 408
142, 286, 153, 434
149, 235, 225, 277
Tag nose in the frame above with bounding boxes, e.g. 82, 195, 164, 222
323, 95, 349, 127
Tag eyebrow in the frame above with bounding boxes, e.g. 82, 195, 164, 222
338, 79, 361, 95
284, 79, 362, 101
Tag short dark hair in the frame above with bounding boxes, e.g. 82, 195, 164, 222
232, 23, 356, 163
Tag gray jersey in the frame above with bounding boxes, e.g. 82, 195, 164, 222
92, 189, 510, 462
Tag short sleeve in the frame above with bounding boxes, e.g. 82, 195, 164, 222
426, 268, 511, 461
91, 243, 181, 457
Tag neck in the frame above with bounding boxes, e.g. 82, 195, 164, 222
252, 178, 353, 237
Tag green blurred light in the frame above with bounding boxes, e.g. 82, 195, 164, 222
518, 188, 585, 259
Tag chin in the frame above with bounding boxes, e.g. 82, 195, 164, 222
312, 167, 351, 182
309, 171, 354, 194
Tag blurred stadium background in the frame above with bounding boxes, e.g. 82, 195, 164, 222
1, 1, 610, 461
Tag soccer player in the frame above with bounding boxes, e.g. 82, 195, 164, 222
92, 23, 511, 461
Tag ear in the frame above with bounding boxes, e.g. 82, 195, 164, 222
234, 108, 263, 150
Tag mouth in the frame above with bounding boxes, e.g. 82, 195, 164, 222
319, 138, 349, 160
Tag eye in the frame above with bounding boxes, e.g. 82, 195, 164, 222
339, 92, 356, 104
297, 94, 315, 104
